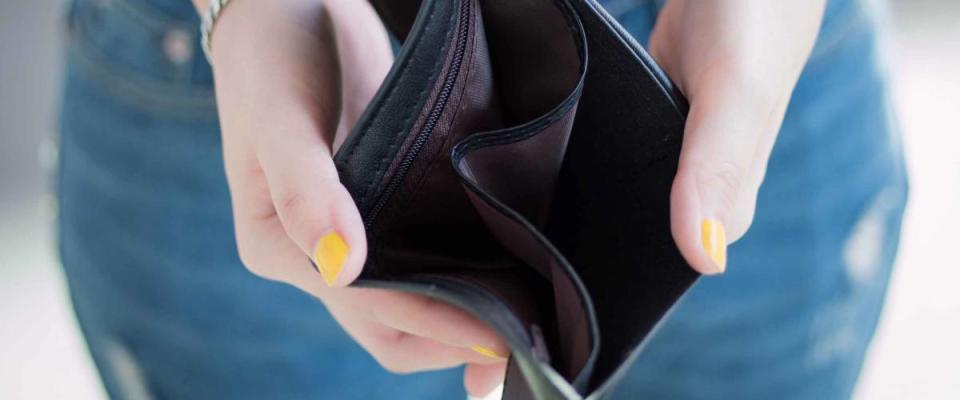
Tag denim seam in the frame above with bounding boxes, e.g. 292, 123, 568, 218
111, 0, 198, 32
68, 43, 217, 120
351, 0, 447, 207
66, 0, 214, 119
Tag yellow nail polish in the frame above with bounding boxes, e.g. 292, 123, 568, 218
313, 232, 349, 286
470, 345, 507, 360
701, 219, 727, 273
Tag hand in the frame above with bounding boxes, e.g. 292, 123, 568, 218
649, 0, 826, 274
207, 0, 507, 396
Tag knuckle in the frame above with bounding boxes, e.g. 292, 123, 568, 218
379, 358, 415, 375
698, 160, 747, 214
276, 191, 309, 222
274, 185, 340, 246
373, 336, 416, 375
237, 251, 269, 278
234, 236, 258, 268
235, 236, 276, 280
700, 58, 780, 110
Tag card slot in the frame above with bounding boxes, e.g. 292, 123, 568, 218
352, 0, 589, 280
547, 2, 698, 393
451, 77, 597, 389
452, 151, 598, 391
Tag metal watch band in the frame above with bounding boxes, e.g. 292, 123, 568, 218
200, 0, 232, 63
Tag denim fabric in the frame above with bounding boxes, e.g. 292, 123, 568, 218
57, 0, 907, 399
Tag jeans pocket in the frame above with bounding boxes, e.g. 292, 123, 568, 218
65, 0, 215, 117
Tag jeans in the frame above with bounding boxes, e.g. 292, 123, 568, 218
57, 0, 908, 399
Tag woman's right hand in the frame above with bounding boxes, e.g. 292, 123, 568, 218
205, 0, 508, 396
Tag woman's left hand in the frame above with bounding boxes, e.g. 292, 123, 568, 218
649, 0, 827, 274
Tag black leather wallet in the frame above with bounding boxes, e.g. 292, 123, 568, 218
333, 0, 700, 398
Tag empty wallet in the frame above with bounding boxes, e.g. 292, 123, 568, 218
332, 0, 700, 398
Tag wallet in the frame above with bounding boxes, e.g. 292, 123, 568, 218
333, 0, 700, 398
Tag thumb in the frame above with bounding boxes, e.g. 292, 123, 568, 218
258, 137, 367, 288
670, 72, 789, 275
256, 0, 390, 287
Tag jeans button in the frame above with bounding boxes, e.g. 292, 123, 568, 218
163, 29, 194, 65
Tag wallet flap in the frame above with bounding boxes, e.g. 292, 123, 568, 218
549, 1, 698, 395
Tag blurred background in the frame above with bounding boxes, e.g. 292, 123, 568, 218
1, 0, 957, 399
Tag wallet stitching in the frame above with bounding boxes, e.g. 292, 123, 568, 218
453, 0, 587, 158
453, 143, 601, 390
353, 1, 436, 205
381, 2, 481, 229
351, 0, 450, 207
424, 5, 479, 168
454, 82, 583, 157
362, 0, 473, 232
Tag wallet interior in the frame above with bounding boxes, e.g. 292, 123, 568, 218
335, 0, 698, 395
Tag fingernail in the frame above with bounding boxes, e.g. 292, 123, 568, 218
470, 345, 507, 361
313, 232, 349, 286
700, 218, 727, 273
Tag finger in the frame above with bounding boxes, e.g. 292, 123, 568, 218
256, 131, 367, 288
325, 0, 393, 151
211, 1, 367, 288
251, 88, 368, 288
649, 1, 825, 276
372, 333, 500, 373
221, 143, 338, 296
329, 307, 506, 373
254, 0, 393, 287
220, 95, 350, 296
384, 334, 506, 372
668, 66, 789, 275
337, 289, 510, 360
464, 363, 507, 399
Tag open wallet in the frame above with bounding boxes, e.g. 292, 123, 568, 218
332, 0, 700, 398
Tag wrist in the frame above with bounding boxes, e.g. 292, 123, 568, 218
204, 0, 246, 68
192, 0, 210, 14
204, 0, 331, 68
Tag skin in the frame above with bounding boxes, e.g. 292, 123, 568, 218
193, 0, 826, 396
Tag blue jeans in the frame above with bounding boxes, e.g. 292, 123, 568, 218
58, 0, 908, 399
